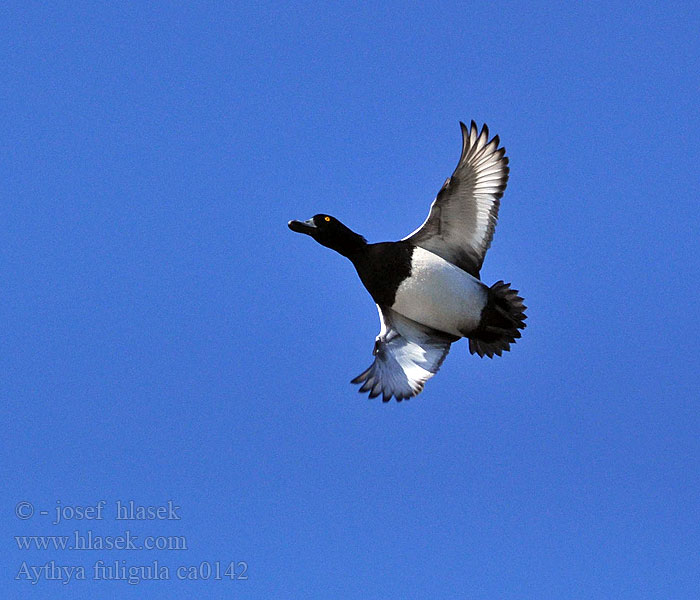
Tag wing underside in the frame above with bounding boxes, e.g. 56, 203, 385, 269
351, 306, 456, 402
405, 121, 509, 277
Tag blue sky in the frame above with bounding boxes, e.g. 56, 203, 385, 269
2, 2, 699, 598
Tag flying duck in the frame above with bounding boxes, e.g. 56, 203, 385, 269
289, 121, 526, 402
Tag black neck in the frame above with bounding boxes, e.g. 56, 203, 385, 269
332, 232, 367, 258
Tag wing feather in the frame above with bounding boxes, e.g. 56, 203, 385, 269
351, 306, 455, 402
404, 121, 510, 278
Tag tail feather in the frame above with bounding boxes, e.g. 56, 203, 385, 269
468, 281, 527, 358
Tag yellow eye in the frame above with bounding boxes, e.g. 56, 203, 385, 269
324, 216, 331, 222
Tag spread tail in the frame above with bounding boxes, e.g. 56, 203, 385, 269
468, 281, 527, 358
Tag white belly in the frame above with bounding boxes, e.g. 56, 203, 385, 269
392, 247, 487, 336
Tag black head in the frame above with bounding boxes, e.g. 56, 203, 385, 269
288, 214, 367, 257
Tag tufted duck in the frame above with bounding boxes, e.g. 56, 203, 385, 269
289, 121, 526, 402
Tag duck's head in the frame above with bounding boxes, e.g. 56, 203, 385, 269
288, 214, 366, 256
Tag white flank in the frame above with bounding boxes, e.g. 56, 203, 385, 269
392, 247, 487, 336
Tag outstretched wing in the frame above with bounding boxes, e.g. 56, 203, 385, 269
404, 121, 509, 278
351, 306, 456, 402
